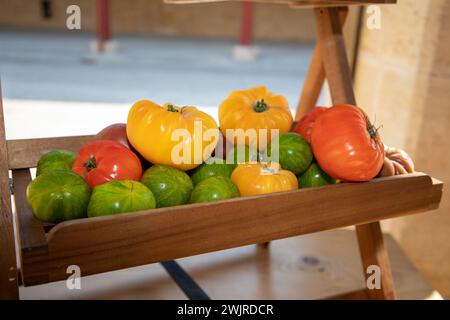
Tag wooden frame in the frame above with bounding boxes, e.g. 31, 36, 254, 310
0, 85, 20, 299
0, 0, 444, 300
164, 0, 396, 7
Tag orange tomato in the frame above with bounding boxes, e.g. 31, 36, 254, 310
218, 86, 293, 149
231, 162, 298, 196
127, 100, 219, 171
311, 104, 384, 182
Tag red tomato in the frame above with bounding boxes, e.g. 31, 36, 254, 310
95, 123, 152, 169
292, 107, 327, 143
72, 140, 143, 189
311, 104, 384, 182
95, 123, 130, 148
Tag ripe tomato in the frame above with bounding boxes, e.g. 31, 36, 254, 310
218, 86, 293, 149
231, 162, 297, 196
95, 123, 130, 148
127, 100, 218, 171
292, 107, 327, 143
311, 104, 384, 182
72, 140, 143, 189
94, 123, 151, 169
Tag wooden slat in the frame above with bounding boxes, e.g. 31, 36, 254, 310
20, 173, 442, 285
294, 8, 347, 121
7, 135, 94, 170
315, 6, 395, 299
11, 169, 49, 286
289, 0, 395, 8
12, 169, 48, 284
295, 45, 325, 121
0, 84, 19, 299
12, 169, 48, 251
315, 7, 355, 104
164, 0, 396, 7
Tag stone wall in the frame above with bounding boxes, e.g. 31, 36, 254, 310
0, 0, 316, 42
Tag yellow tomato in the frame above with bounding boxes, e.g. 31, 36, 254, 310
127, 100, 219, 171
231, 162, 298, 196
219, 86, 293, 149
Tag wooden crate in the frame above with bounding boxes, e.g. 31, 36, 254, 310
0, 0, 444, 300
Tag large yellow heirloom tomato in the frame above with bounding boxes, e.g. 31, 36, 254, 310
127, 100, 219, 171
231, 162, 297, 196
219, 86, 293, 148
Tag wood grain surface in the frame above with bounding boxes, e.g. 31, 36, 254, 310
0, 85, 19, 299
164, 0, 396, 8
295, 8, 348, 120
7, 135, 94, 170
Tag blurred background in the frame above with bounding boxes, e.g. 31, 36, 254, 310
0, 0, 449, 299
0, 0, 317, 108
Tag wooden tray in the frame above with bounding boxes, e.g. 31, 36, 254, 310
8, 135, 442, 286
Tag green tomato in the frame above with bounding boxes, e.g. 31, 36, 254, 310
26, 171, 90, 223
88, 180, 155, 217
265, 132, 313, 175
190, 176, 240, 204
36, 150, 76, 176
190, 157, 236, 185
141, 165, 193, 208
298, 163, 339, 188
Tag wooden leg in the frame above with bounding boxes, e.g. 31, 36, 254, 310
257, 242, 270, 249
356, 223, 395, 299
0, 84, 19, 299
314, 7, 396, 300
324, 288, 370, 300
295, 44, 325, 121
295, 8, 348, 121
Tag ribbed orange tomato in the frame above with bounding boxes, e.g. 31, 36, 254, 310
311, 104, 384, 182
231, 162, 298, 196
219, 86, 293, 149
127, 100, 219, 171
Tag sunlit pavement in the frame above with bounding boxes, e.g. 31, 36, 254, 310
0, 29, 317, 139
0, 29, 314, 107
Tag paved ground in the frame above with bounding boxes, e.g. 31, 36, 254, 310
0, 29, 315, 107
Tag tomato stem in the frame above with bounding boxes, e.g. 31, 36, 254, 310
83, 156, 97, 171
367, 122, 381, 140
254, 99, 268, 113
167, 104, 179, 113
368, 114, 383, 140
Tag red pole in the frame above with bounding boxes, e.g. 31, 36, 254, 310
97, 0, 110, 52
240, 1, 254, 46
